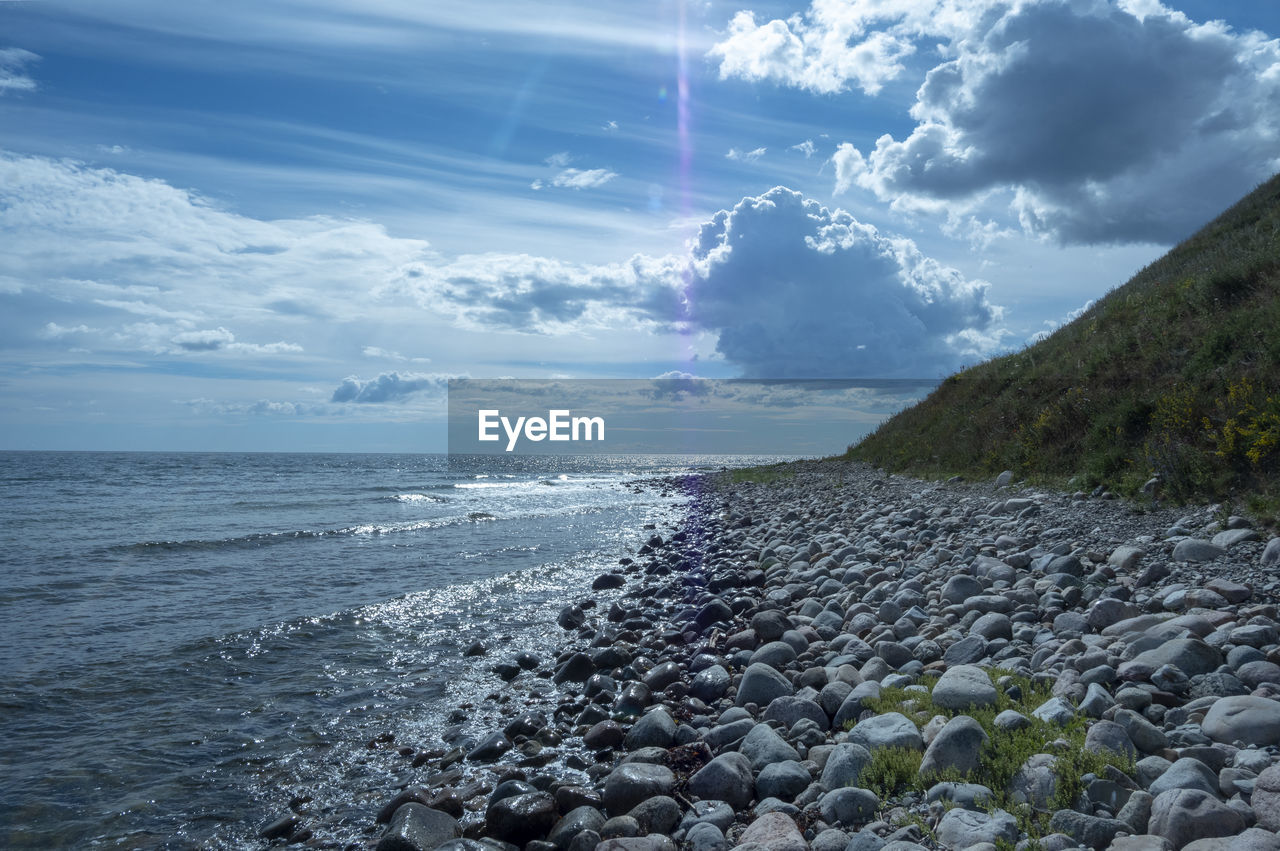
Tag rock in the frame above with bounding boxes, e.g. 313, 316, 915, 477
1114, 708, 1169, 753
597, 837, 676, 851
593, 572, 626, 590
809, 828, 850, 851
585, 720, 625, 750
1031, 697, 1075, 725
558, 605, 586, 629
934, 807, 1019, 848
764, 696, 830, 732
679, 801, 736, 833
993, 709, 1031, 731
555, 652, 594, 684
1183, 828, 1280, 850
752, 641, 799, 670
1263, 538, 1280, 567
691, 665, 731, 703
1148, 788, 1246, 848
695, 599, 733, 631
941, 575, 984, 605
688, 752, 754, 809
756, 761, 812, 802
1122, 639, 1222, 680
846, 712, 922, 752
1099, 839, 1171, 851
486, 792, 557, 845
1212, 528, 1260, 548
931, 665, 997, 710
818, 787, 878, 827
924, 781, 994, 810
1110, 546, 1146, 572
260, 814, 301, 841
1251, 763, 1280, 830
995, 470, 1013, 487
919, 715, 988, 778
603, 763, 676, 815
1202, 696, 1280, 747
625, 709, 676, 750
737, 663, 795, 707
1047, 810, 1132, 850
687, 823, 728, 851
752, 610, 792, 642
628, 796, 681, 835
833, 682, 882, 729
1084, 720, 1137, 761
1011, 753, 1058, 810
467, 732, 511, 762
1148, 758, 1219, 798
643, 662, 683, 692
1172, 539, 1225, 563
740, 723, 801, 770
735, 812, 808, 851
377, 804, 461, 851
548, 807, 607, 850
943, 635, 989, 665
820, 742, 872, 790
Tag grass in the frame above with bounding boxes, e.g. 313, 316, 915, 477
722, 462, 798, 486
849, 669, 1135, 842
847, 172, 1280, 524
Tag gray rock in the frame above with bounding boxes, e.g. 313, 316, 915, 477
625, 709, 676, 750
603, 763, 677, 815
740, 723, 801, 770
993, 709, 1031, 730
764, 696, 830, 732
934, 807, 1019, 847
924, 781, 994, 810
377, 804, 461, 851
995, 470, 1013, 487
1212, 528, 1260, 548
735, 812, 808, 851
818, 787, 878, 827
931, 665, 997, 711
548, 807, 607, 850
941, 575, 984, 605
1047, 810, 1131, 850
1084, 720, 1137, 761
1103, 839, 1171, 851
1109, 546, 1146, 572
847, 712, 922, 752
819, 681, 854, 717
1263, 538, 1280, 567
752, 641, 799, 671
596, 837, 676, 851
679, 800, 736, 833
1183, 827, 1280, 850
688, 752, 753, 810
485, 792, 557, 844
756, 761, 812, 802
1118, 790, 1154, 834
1238, 661, 1280, 689
919, 715, 988, 778
600, 816, 641, 839
943, 635, 989, 666
628, 796, 681, 835
1122, 639, 1222, 680
1250, 763, 1280, 831
970, 612, 1012, 641
691, 665, 732, 703
833, 682, 882, 729
820, 742, 872, 790
1202, 695, 1280, 747
1172, 539, 1225, 563
467, 731, 512, 762
752, 610, 791, 642
737, 663, 795, 707
1031, 697, 1075, 725
687, 823, 727, 851
1115, 708, 1170, 753
1148, 788, 1246, 848
1149, 758, 1220, 798
844, 829, 886, 851
1012, 753, 1058, 811
810, 829, 850, 851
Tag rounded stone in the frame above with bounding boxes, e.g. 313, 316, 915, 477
932, 665, 998, 710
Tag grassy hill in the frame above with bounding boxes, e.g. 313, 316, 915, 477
849, 172, 1280, 519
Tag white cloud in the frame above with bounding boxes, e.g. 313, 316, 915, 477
550, 168, 618, 189
759, 0, 1280, 244
330, 371, 449, 403
1026, 298, 1095, 344
790, 140, 817, 158
0, 48, 39, 94
362, 346, 430, 363
172, 327, 235, 351
40, 322, 91, 339
726, 146, 767, 162
545, 151, 573, 168
603, 120, 619, 132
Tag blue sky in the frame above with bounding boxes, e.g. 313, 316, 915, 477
2, 0, 1278, 451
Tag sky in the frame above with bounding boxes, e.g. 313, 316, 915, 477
1, 0, 1278, 452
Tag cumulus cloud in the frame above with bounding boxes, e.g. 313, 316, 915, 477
717, 0, 1280, 245
392, 186, 1002, 376
0, 48, 39, 94
330, 371, 449, 403
726, 146, 767, 162
680, 187, 1001, 376
1026, 298, 1096, 345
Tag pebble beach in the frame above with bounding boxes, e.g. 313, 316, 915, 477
327, 459, 1280, 851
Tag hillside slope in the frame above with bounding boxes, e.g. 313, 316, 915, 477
849, 172, 1280, 515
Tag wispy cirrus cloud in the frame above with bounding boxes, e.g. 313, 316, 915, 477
0, 48, 39, 94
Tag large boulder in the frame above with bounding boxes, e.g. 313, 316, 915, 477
688, 752, 754, 810
1148, 789, 1246, 848
1201, 696, 1280, 747
603, 764, 677, 815
736, 663, 795, 707
377, 804, 461, 851
931, 665, 998, 710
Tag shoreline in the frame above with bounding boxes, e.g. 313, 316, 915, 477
324, 459, 1280, 851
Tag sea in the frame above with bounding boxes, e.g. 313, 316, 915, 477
0, 451, 789, 849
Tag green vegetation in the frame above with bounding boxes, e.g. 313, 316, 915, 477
851, 670, 1134, 841
848, 172, 1280, 521
723, 463, 798, 485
